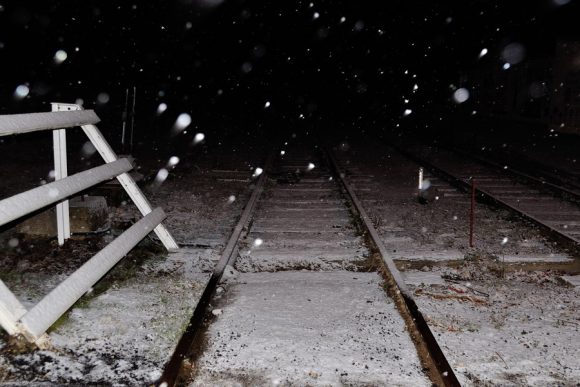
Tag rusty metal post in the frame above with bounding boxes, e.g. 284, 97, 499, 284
469, 178, 475, 248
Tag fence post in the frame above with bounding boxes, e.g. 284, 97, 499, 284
51, 103, 78, 245
469, 178, 476, 248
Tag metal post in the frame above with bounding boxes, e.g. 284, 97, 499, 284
469, 178, 475, 248
129, 86, 136, 153
51, 103, 76, 245
121, 88, 129, 153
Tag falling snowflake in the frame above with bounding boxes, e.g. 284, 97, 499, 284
453, 88, 470, 104
54, 50, 68, 64
174, 113, 192, 132
253, 167, 263, 177
8, 238, 19, 248
97, 92, 110, 104
193, 133, 205, 144
168, 156, 180, 167
14, 84, 29, 99
154, 168, 169, 184
403, 109, 412, 116
157, 103, 168, 115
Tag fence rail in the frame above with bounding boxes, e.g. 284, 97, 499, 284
0, 110, 100, 136
0, 103, 178, 346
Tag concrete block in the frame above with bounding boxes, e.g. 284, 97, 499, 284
17, 196, 109, 237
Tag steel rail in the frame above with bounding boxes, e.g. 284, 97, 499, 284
449, 146, 580, 202
324, 147, 461, 387
390, 143, 580, 247
155, 151, 274, 387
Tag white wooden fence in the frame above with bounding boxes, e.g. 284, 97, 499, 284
0, 103, 178, 346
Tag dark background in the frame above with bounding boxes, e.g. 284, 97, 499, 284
0, 0, 579, 154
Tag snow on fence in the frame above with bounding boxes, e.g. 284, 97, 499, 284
0, 103, 178, 346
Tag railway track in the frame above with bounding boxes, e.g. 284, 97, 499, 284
391, 142, 580, 249
157, 143, 459, 386
449, 146, 580, 201
451, 140, 580, 196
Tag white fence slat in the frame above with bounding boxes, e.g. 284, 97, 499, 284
18, 208, 166, 340
0, 110, 100, 136
53, 129, 70, 245
0, 280, 28, 335
52, 104, 73, 245
81, 123, 179, 251
0, 158, 133, 227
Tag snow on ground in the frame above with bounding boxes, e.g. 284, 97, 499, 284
192, 271, 431, 387
405, 268, 580, 386
0, 146, 260, 385
335, 140, 580, 386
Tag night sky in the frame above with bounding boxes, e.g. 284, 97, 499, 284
0, 0, 578, 147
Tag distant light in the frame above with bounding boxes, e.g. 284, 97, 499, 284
157, 103, 168, 115
264, 101, 271, 108
14, 84, 29, 99
193, 132, 205, 144
54, 49, 68, 64
403, 109, 412, 116
478, 48, 488, 58
502, 63, 511, 70
453, 88, 470, 104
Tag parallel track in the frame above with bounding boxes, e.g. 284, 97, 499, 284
156, 143, 459, 386
391, 142, 580, 248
